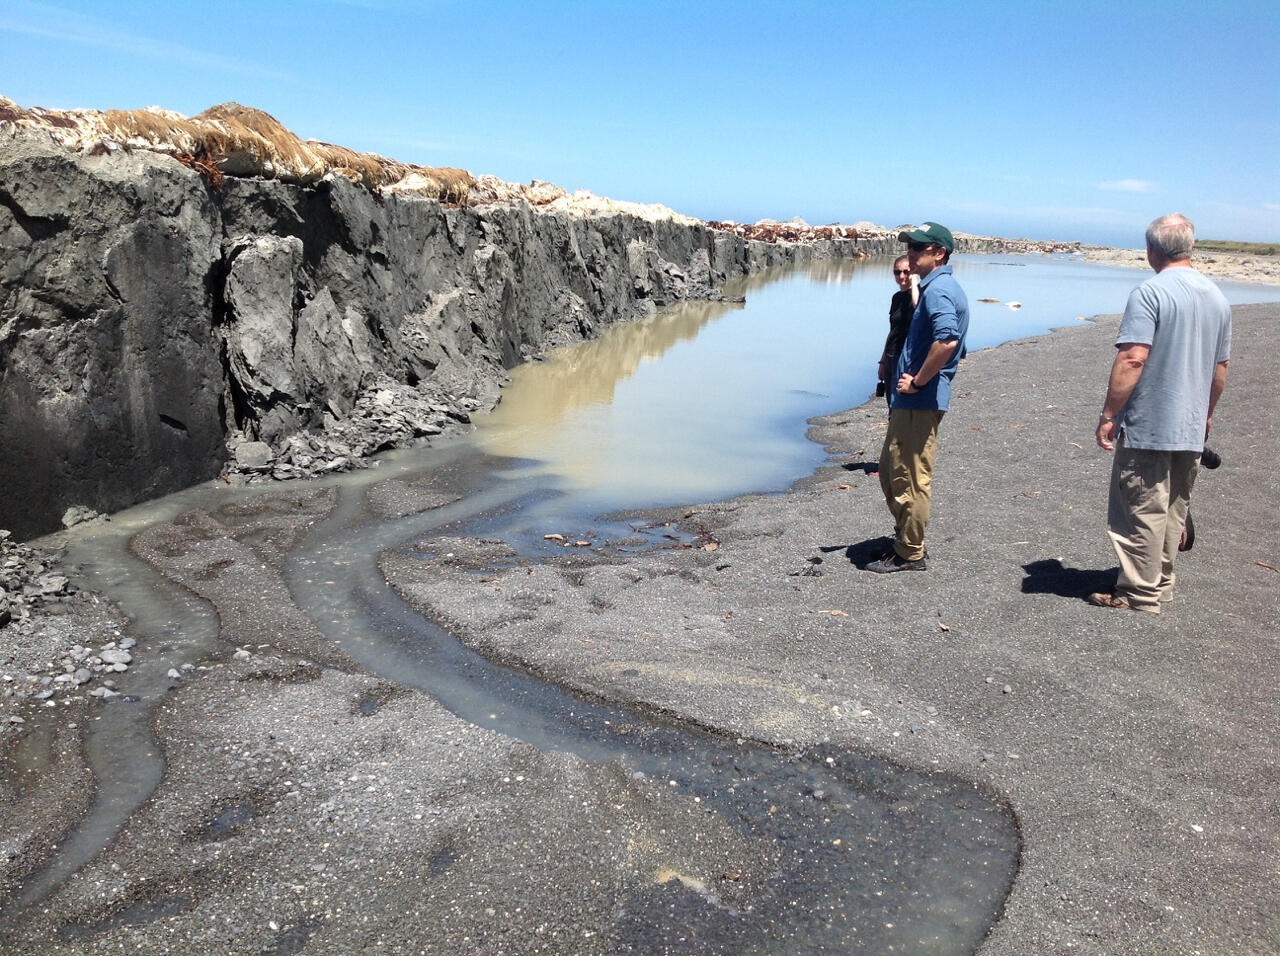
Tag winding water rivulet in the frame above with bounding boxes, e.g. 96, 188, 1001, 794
1, 434, 1019, 953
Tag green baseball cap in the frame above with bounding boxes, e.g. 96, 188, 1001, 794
898, 221, 956, 253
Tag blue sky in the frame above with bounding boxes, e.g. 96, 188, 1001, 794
3, 0, 1277, 246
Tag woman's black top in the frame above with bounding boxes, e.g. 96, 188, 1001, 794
880, 289, 915, 371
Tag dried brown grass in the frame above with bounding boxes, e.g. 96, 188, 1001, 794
2, 97, 476, 201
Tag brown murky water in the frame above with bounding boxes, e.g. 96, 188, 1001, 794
476, 253, 1280, 515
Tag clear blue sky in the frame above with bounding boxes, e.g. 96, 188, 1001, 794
3, 0, 1277, 246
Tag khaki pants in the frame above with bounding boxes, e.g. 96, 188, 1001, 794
879, 409, 945, 561
1107, 435, 1200, 611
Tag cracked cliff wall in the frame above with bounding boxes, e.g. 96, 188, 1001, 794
1, 131, 228, 542
0, 127, 851, 540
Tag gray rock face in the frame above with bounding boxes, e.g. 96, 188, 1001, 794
1, 128, 226, 539
1, 126, 859, 539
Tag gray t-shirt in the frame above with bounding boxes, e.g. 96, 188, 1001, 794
1116, 267, 1231, 451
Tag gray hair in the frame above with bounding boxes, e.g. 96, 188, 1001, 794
893, 254, 910, 268
1145, 213, 1195, 261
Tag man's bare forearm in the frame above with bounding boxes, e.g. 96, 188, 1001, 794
1096, 342, 1149, 450
1208, 360, 1228, 416
1101, 344, 1149, 418
897, 339, 958, 392
1206, 359, 1228, 434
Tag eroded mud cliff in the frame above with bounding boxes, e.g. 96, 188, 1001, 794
0, 105, 813, 539
0, 97, 1075, 540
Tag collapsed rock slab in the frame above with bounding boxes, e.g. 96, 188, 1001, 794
0, 530, 74, 628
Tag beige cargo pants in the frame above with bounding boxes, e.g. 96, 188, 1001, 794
1107, 434, 1200, 611
879, 408, 945, 562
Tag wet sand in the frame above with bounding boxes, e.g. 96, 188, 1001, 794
1, 303, 1276, 953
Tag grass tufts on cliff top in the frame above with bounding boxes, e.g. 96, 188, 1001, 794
2, 95, 474, 202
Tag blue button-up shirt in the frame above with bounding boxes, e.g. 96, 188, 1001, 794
891, 263, 969, 411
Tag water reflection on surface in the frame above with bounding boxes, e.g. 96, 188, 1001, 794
477, 258, 887, 512
486, 297, 746, 430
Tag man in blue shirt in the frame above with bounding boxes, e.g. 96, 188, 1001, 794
1090, 213, 1230, 613
868, 222, 969, 573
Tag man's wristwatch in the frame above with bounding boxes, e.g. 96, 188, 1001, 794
1099, 414, 1116, 423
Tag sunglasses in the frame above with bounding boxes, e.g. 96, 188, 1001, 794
893, 269, 911, 275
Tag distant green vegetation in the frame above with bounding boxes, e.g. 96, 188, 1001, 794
1198, 239, 1280, 256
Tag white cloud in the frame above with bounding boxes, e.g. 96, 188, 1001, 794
1263, 203, 1280, 212
1098, 179, 1158, 193
0, 1, 292, 83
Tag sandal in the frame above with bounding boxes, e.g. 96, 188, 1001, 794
1087, 591, 1159, 614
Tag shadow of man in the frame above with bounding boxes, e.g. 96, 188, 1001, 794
841, 461, 880, 476
821, 538, 894, 569
1022, 559, 1118, 600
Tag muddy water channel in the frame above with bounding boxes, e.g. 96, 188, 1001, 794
476, 254, 1279, 518
7, 257, 1277, 952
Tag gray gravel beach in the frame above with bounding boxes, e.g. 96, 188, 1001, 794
387, 301, 1278, 954
1, 302, 1276, 954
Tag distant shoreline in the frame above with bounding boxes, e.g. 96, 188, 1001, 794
1082, 244, 1280, 285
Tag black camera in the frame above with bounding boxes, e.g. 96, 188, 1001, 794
1201, 446, 1221, 470
875, 381, 887, 397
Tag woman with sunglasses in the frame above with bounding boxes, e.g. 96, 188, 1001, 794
876, 255, 919, 407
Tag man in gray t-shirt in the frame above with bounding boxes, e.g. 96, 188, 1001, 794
1090, 213, 1231, 614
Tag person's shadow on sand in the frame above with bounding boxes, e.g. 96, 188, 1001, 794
841, 461, 880, 475
821, 538, 892, 568
1022, 559, 1118, 599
